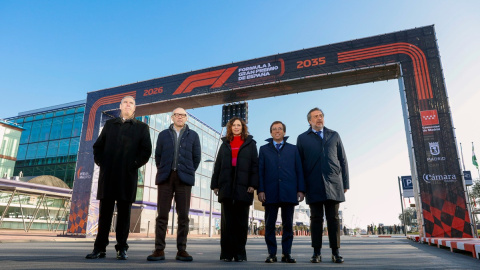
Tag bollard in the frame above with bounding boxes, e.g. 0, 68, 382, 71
147, 220, 150, 238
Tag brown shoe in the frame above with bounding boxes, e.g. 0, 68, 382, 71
147, 249, 165, 261
176, 250, 193, 261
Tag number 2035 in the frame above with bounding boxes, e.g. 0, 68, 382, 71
297, 57, 326, 69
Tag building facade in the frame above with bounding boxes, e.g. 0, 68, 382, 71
0, 119, 24, 178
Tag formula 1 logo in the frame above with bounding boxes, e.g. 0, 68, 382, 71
172, 67, 238, 95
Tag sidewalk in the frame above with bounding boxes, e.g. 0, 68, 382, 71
0, 229, 222, 243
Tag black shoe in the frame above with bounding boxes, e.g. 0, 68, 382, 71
223, 258, 233, 262
234, 255, 246, 262
176, 250, 193, 261
332, 254, 344, 263
117, 249, 128, 260
310, 253, 321, 263
86, 250, 106, 259
265, 254, 277, 263
281, 254, 296, 263
147, 249, 165, 261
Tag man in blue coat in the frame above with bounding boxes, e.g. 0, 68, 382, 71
258, 121, 305, 264
297, 108, 349, 264
147, 107, 201, 262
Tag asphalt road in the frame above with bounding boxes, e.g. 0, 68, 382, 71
0, 236, 478, 269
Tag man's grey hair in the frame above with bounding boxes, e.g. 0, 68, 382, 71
172, 107, 187, 114
121, 95, 136, 104
307, 107, 324, 122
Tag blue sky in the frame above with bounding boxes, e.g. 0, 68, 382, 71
1, 0, 479, 229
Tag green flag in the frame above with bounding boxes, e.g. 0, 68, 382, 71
473, 144, 478, 169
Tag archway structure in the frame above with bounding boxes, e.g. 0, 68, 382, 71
68, 25, 473, 238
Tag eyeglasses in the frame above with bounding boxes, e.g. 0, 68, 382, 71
272, 127, 284, 131
173, 113, 187, 118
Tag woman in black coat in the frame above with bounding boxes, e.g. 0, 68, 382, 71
211, 117, 259, 262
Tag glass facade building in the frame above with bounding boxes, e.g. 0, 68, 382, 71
6, 101, 85, 188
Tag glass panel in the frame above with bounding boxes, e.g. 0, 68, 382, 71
36, 142, 48, 158
34, 114, 44, 120
45, 112, 54, 118
39, 118, 52, 142
69, 138, 79, 155
16, 145, 27, 160
25, 143, 38, 159
15, 118, 24, 124
19, 122, 32, 144
29, 121, 42, 143
54, 110, 65, 116
71, 114, 83, 137
65, 108, 76, 115
57, 139, 70, 156
60, 115, 74, 139
50, 116, 63, 140
76, 107, 85, 113
25, 116, 33, 122
46, 141, 59, 157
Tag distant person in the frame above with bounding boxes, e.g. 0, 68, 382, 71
297, 108, 349, 264
258, 121, 305, 263
211, 117, 259, 262
147, 108, 201, 262
86, 96, 152, 260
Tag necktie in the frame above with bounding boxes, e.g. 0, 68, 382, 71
316, 130, 323, 139
276, 143, 281, 151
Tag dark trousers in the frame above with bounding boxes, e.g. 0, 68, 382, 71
155, 171, 191, 251
310, 200, 340, 250
94, 199, 132, 252
220, 200, 250, 260
264, 204, 295, 255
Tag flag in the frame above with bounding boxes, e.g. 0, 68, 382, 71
473, 144, 478, 169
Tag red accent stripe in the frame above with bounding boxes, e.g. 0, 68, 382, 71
338, 43, 433, 100
85, 91, 136, 141
278, 58, 285, 77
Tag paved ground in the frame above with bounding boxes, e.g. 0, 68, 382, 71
0, 232, 478, 269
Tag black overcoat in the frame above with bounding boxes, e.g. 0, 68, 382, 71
93, 118, 152, 202
210, 135, 259, 204
296, 127, 349, 204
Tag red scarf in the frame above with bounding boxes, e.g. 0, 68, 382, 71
230, 136, 244, 166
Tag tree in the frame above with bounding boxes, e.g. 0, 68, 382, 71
470, 180, 480, 207
398, 207, 417, 226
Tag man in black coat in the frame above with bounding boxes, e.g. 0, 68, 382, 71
297, 108, 349, 264
147, 107, 201, 262
86, 96, 152, 260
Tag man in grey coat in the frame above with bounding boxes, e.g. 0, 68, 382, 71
296, 107, 349, 264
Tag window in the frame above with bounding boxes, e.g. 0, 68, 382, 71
60, 115, 74, 139
57, 139, 70, 156
36, 142, 48, 159
39, 118, 52, 142
50, 117, 63, 140
46, 141, 59, 157
29, 121, 42, 143
69, 138, 79, 155
26, 143, 38, 159
71, 114, 83, 137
